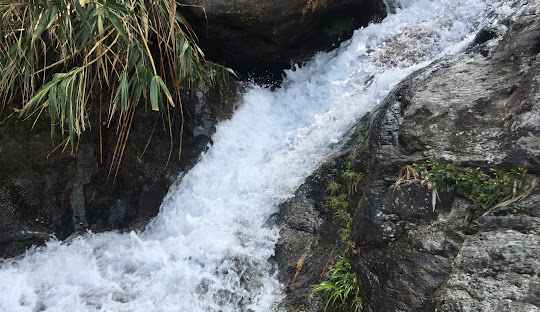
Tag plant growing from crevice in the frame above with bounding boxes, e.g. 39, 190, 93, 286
395, 157, 537, 212
312, 131, 369, 311
311, 253, 362, 312
0, 0, 235, 180
342, 169, 362, 195
327, 181, 341, 196
316, 175, 362, 310
327, 189, 355, 250
327, 193, 353, 246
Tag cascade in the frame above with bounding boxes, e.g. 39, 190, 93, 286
0, 0, 513, 311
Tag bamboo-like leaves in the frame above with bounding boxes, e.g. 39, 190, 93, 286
22, 67, 87, 150
150, 75, 159, 111
3, 0, 235, 157
32, 3, 59, 42
311, 254, 362, 312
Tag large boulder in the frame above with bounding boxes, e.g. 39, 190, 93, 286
350, 1, 540, 311
181, 0, 387, 78
277, 1, 540, 311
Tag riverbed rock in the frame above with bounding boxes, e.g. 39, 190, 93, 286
278, 1, 540, 311
273, 161, 343, 312
274, 118, 371, 311
426, 191, 540, 312
181, 0, 387, 79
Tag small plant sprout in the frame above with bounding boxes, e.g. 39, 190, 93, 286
327, 194, 348, 213
342, 170, 362, 195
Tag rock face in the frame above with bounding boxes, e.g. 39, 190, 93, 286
0, 87, 236, 258
354, 2, 540, 311
277, 1, 540, 311
181, 0, 386, 78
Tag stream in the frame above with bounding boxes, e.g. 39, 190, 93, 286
0, 0, 514, 311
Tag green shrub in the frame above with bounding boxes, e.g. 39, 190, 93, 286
457, 167, 531, 209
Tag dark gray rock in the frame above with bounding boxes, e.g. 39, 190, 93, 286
274, 116, 371, 311
273, 165, 342, 312
181, 0, 387, 79
0, 83, 237, 258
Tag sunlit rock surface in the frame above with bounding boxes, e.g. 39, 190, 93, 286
354, 1, 540, 311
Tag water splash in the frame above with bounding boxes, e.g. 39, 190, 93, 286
0, 0, 513, 311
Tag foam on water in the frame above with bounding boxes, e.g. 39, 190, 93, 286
0, 0, 514, 311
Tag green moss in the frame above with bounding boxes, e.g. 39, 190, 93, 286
324, 17, 354, 38
239, 13, 263, 26
2, 112, 50, 133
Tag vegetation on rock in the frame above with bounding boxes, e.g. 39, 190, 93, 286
311, 253, 362, 312
397, 157, 537, 212
0, 0, 233, 175
311, 130, 369, 312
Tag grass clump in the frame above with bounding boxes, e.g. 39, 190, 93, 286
0, 0, 234, 177
311, 253, 362, 312
342, 169, 362, 195
312, 127, 369, 311
326, 181, 341, 196
397, 157, 537, 211
327, 193, 353, 246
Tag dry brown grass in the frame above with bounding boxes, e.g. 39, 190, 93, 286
301, 0, 329, 15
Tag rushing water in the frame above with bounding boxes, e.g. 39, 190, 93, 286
0, 0, 515, 311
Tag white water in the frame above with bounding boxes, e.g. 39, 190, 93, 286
0, 0, 514, 311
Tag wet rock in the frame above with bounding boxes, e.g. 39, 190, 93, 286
273, 168, 341, 312
274, 116, 371, 311
0, 83, 237, 258
278, 1, 540, 311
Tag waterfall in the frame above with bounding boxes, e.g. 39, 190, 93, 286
0, 0, 512, 311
